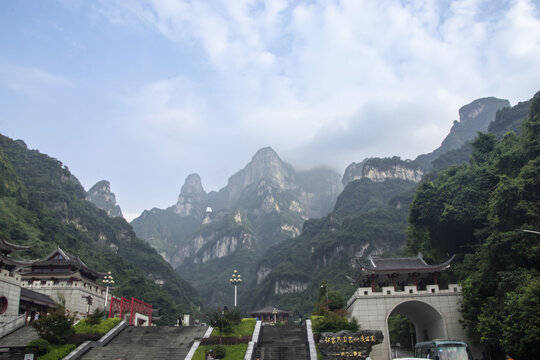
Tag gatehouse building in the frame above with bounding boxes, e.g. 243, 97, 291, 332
346, 253, 474, 360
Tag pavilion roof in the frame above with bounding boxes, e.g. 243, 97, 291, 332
357, 253, 455, 274
0, 253, 34, 271
0, 238, 32, 255
29, 247, 107, 280
250, 305, 290, 315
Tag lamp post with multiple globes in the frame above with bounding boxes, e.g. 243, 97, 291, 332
103, 272, 115, 316
321, 283, 329, 314
229, 270, 242, 307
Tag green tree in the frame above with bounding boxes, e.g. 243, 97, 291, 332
32, 306, 75, 345
388, 314, 415, 349
406, 94, 540, 359
312, 310, 359, 336
501, 276, 540, 360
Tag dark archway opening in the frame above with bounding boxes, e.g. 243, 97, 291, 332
387, 301, 447, 358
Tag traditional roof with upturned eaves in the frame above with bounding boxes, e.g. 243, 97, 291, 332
357, 253, 455, 274
25, 247, 107, 281
0, 237, 32, 255
250, 305, 290, 315
0, 252, 34, 272
352, 253, 455, 287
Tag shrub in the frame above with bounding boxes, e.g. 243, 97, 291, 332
74, 317, 121, 335
39, 344, 76, 360
214, 345, 226, 358
312, 310, 359, 336
32, 307, 75, 344
26, 338, 50, 355
206, 310, 237, 336
85, 308, 104, 325
67, 333, 102, 346
201, 335, 252, 345
193, 344, 247, 360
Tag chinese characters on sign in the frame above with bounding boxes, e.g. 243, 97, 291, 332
318, 330, 383, 360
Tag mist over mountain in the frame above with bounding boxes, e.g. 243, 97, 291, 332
131, 147, 343, 307
243, 92, 537, 315
128, 92, 533, 313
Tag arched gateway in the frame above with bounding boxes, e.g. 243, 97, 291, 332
346, 253, 470, 360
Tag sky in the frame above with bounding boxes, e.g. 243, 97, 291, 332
1, 0, 539, 221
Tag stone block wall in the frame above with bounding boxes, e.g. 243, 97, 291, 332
21, 279, 106, 318
0, 269, 22, 316
346, 284, 467, 360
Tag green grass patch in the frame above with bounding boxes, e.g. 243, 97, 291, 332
193, 344, 247, 360
38, 344, 76, 360
74, 317, 121, 335
211, 318, 256, 337
316, 344, 324, 360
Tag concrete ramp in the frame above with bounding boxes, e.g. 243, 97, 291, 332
81, 326, 208, 360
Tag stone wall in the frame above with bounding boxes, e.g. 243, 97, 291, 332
346, 284, 468, 360
21, 279, 106, 318
0, 269, 22, 316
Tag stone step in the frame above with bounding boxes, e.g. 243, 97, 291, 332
81, 346, 190, 360
255, 325, 309, 360
80, 326, 208, 360
0, 325, 38, 347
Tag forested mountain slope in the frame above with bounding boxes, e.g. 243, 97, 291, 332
405, 94, 540, 360
0, 134, 201, 324
248, 177, 417, 315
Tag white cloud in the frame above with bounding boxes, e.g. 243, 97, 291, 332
91, 0, 540, 196
0, 62, 73, 96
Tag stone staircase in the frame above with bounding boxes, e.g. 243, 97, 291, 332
80, 326, 208, 360
254, 325, 309, 360
0, 325, 39, 347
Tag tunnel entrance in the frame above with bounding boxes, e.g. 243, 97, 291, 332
387, 300, 448, 357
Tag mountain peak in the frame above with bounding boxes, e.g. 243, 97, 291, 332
252, 147, 279, 160
86, 180, 123, 218
222, 147, 294, 204
180, 173, 205, 196
173, 173, 207, 219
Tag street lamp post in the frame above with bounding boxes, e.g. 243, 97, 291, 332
229, 270, 242, 307
103, 272, 115, 317
321, 283, 329, 314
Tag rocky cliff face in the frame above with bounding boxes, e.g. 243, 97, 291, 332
208, 147, 296, 209
132, 146, 342, 308
86, 180, 123, 218
342, 157, 423, 187
173, 173, 207, 220
415, 96, 510, 170
362, 162, 423, 183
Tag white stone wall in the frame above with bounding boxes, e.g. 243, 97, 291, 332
0, 269, 22, 316
134, 313, 149, 326
21, 279, 106, 318
347, 284, 467, 360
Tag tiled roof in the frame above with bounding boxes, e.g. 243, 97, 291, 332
20, 288, 57, 307
250, 305, 290, 314
0, 238, 32, 254
31, 248, 107, 279
358, 253, 455, 273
